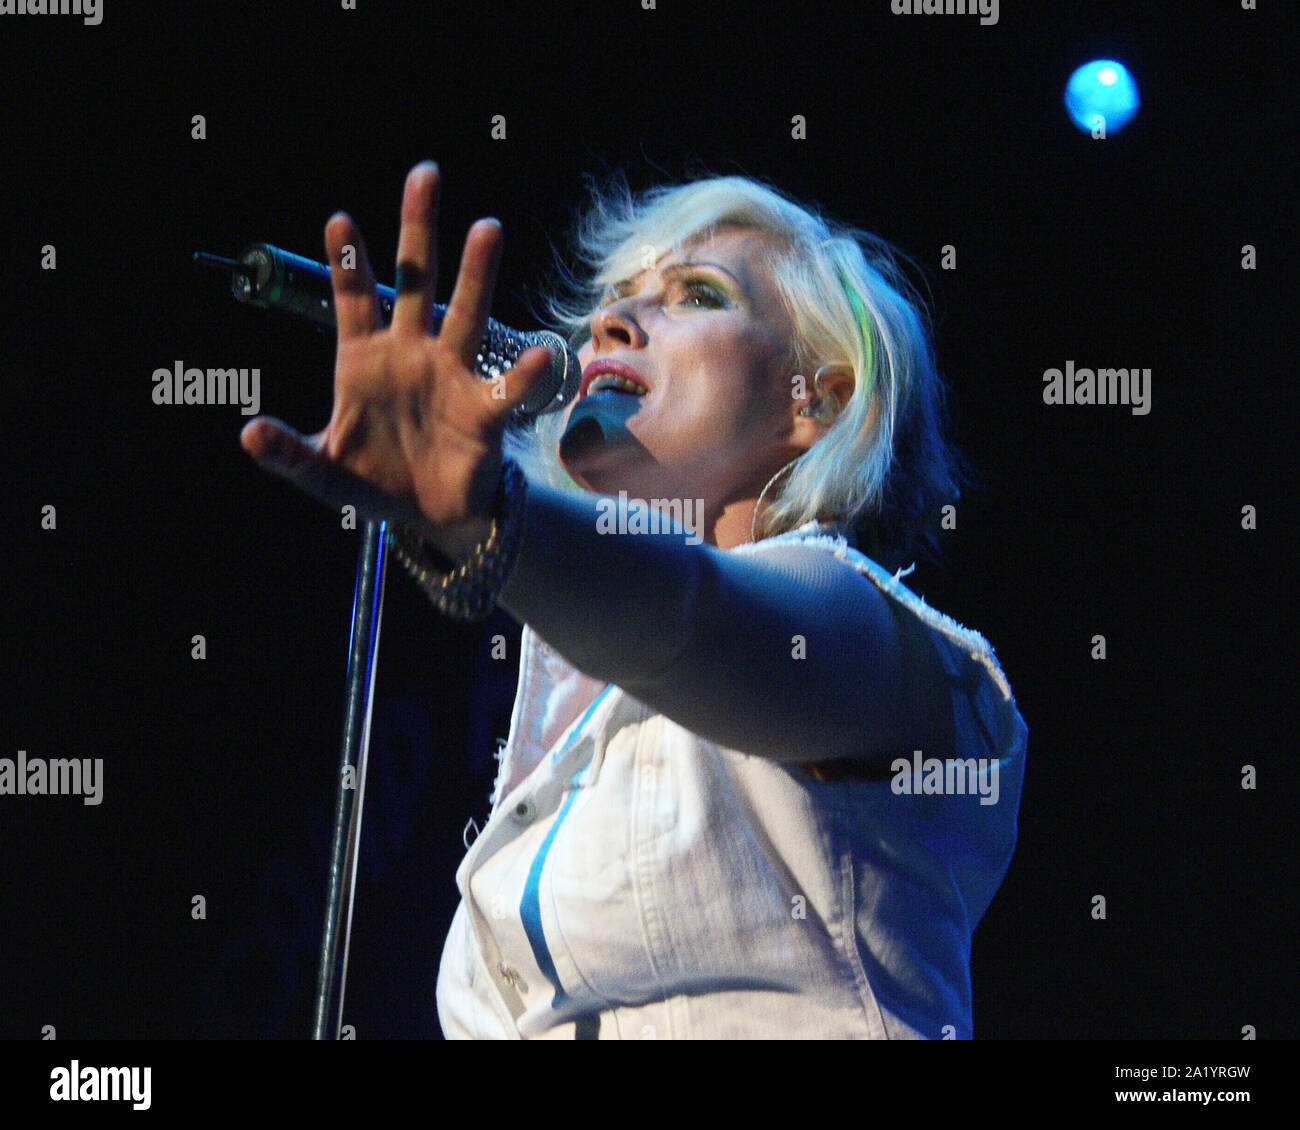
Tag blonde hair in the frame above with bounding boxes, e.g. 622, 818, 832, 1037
506, 170, 967, 569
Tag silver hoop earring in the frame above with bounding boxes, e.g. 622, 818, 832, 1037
749, 456, 802, 544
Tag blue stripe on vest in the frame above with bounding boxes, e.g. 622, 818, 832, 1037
520, 685, 613, 1012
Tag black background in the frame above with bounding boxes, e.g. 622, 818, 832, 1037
2, 0, 1293, 1040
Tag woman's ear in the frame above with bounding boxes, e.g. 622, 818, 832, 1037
812, 363, 855, 413
793, 362, 855, 433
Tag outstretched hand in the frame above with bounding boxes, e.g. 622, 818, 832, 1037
240, 161, 554, 543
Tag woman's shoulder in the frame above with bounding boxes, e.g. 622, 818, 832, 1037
737, 521, 1014, 692
736, 519, 1026, 767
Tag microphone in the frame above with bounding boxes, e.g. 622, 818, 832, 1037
194, 243, 581, 420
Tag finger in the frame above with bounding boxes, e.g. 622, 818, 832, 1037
482, 345, 556, 421
325, 213, 381, 338
439, 217, 503, 367
391, 161, 441, 335
241, 417, 430, 529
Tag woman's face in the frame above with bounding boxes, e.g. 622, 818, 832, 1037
562, 226, 807, 528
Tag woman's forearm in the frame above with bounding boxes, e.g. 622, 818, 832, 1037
489, 478, 909, 763
497, 480, 703, 685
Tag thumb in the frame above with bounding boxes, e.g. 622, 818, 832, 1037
240, 415, 431, 530
240, 416, 325, 475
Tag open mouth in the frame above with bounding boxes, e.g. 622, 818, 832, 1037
563, 370, 647, 460
585, 374, 649, 397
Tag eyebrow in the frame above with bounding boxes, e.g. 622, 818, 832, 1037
611, 260, 746, 297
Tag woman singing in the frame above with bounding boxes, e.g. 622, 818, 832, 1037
241, 160, 1028, 1040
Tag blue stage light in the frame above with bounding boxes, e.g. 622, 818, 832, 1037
1065, 59, 1140, 134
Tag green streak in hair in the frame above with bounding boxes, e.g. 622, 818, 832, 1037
835, 265, 875, 400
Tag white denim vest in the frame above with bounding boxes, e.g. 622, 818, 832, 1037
436, 522, 1028, 1039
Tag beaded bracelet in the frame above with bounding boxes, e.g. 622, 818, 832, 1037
387, 456, 528, 622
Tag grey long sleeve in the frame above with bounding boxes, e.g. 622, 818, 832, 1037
496, 479, 923, 764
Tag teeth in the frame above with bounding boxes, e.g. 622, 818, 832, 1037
589, 374, 647, 396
